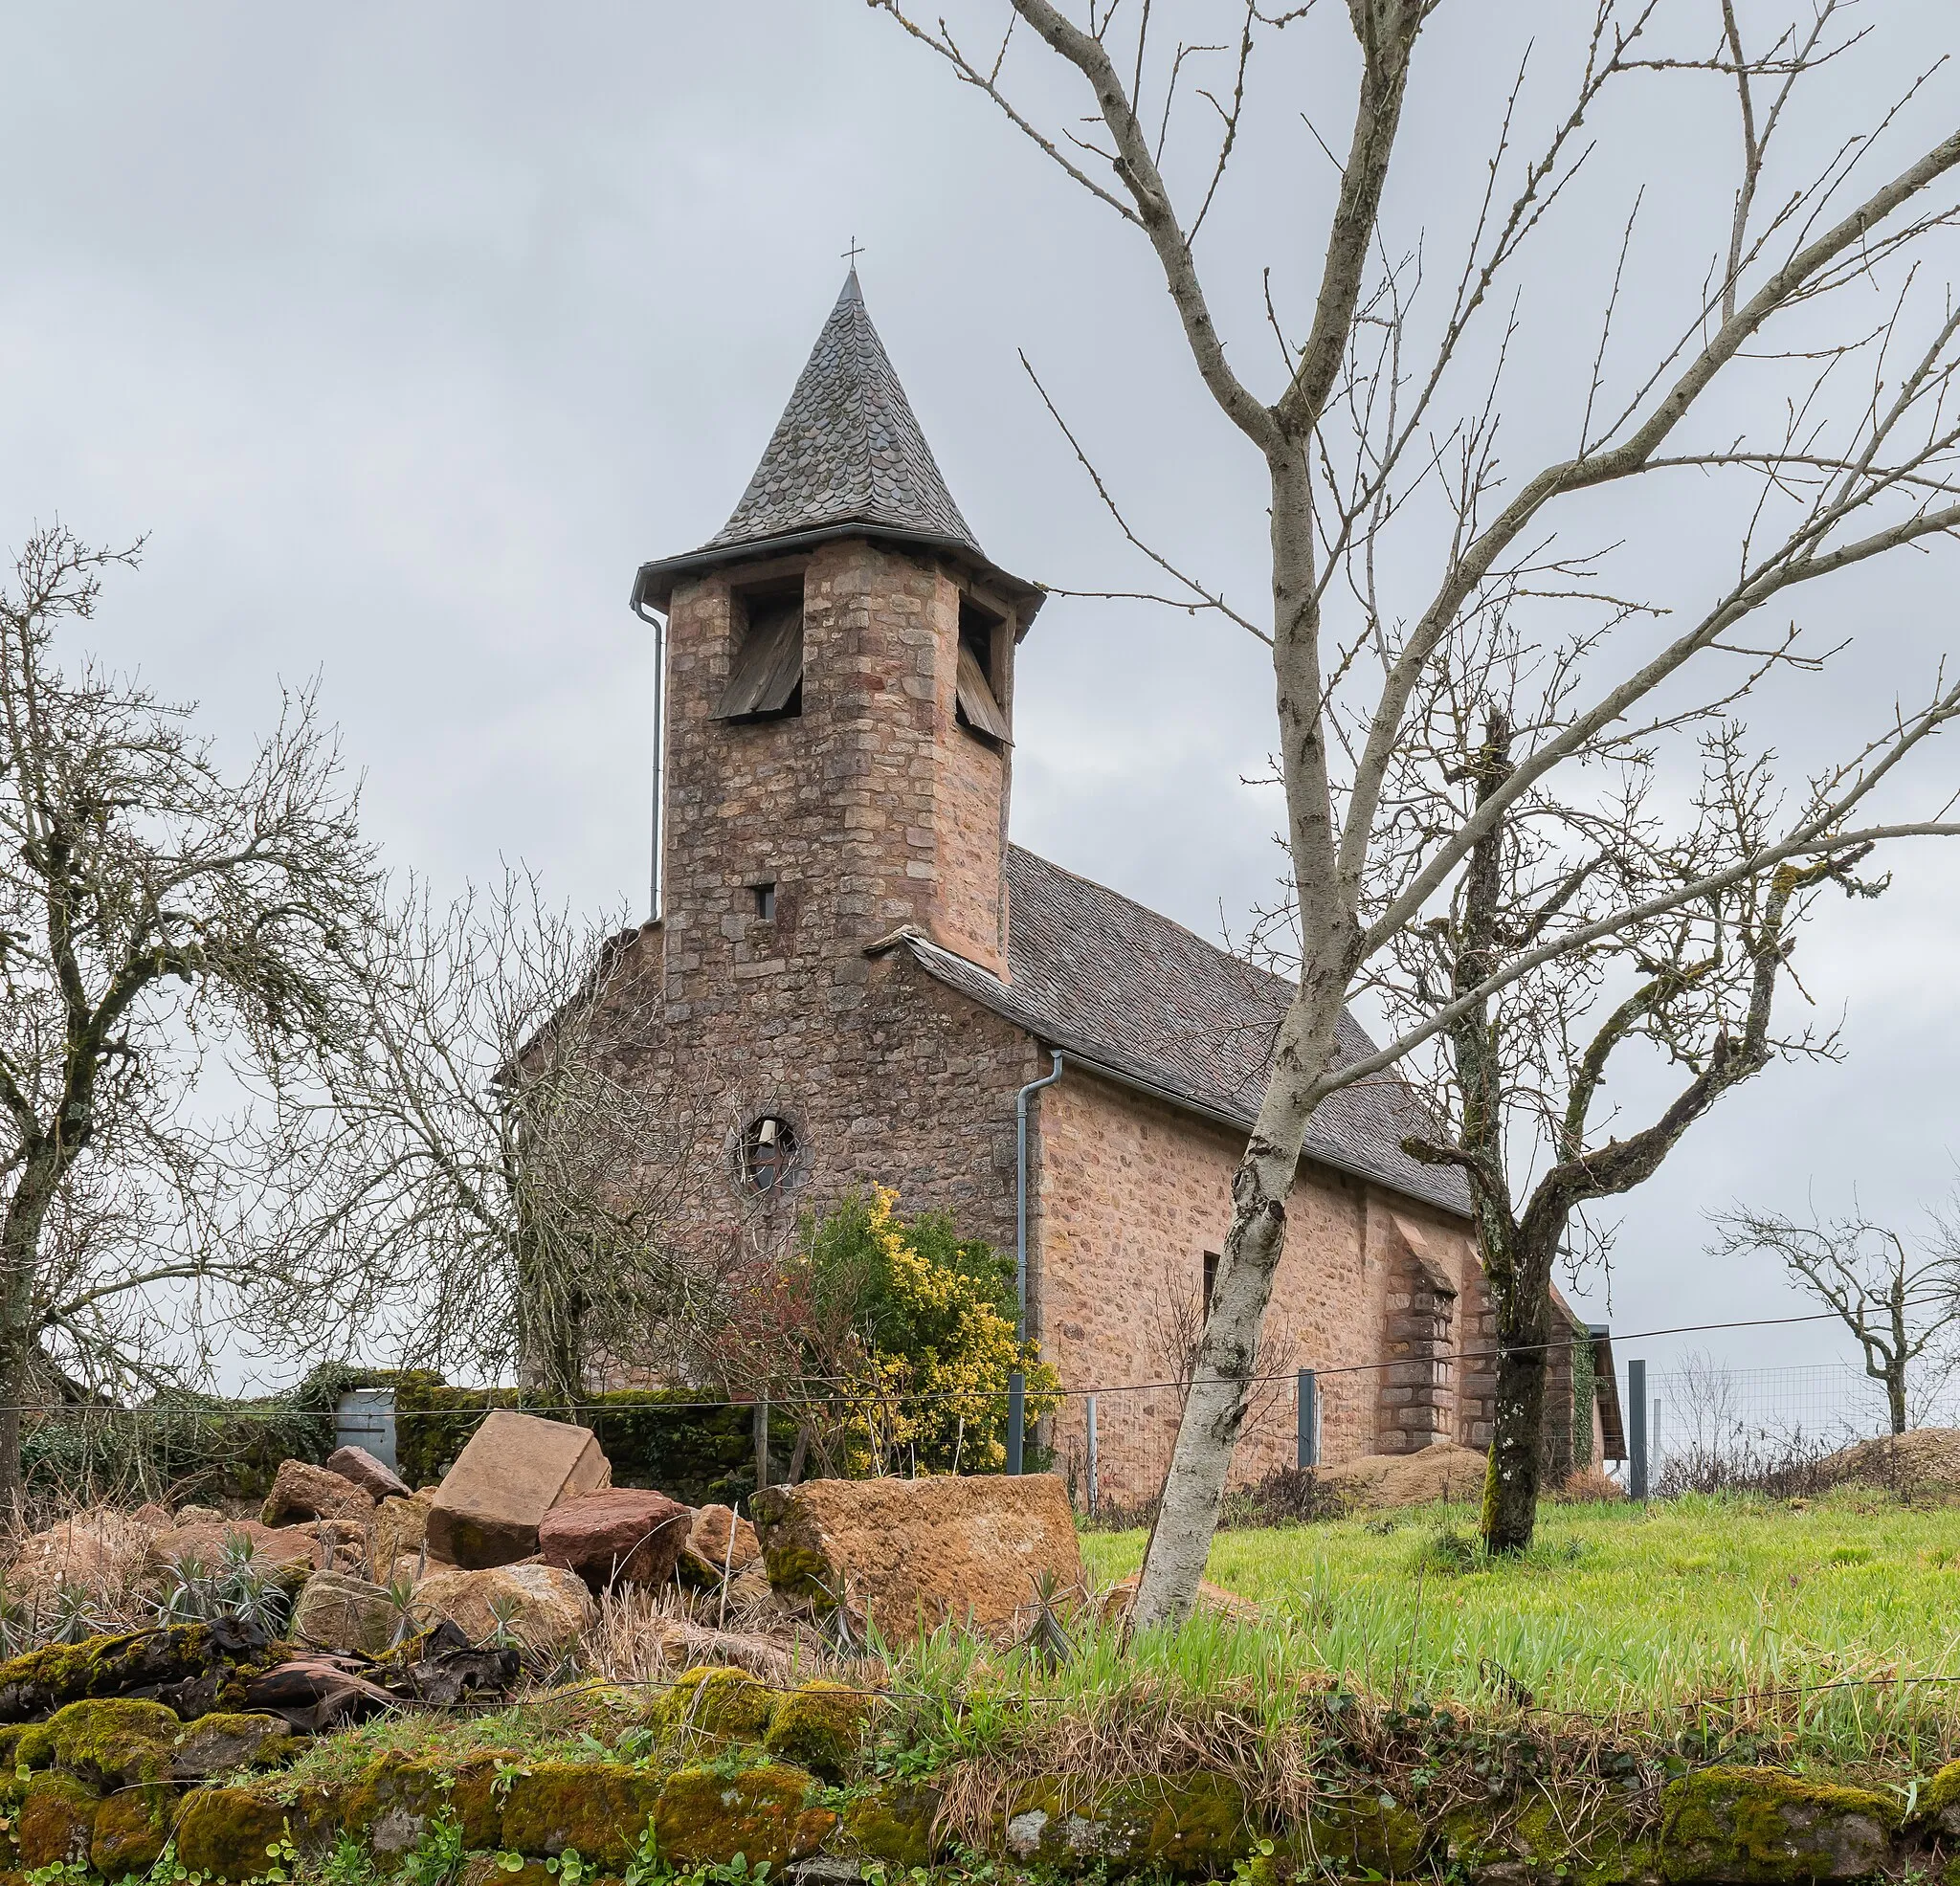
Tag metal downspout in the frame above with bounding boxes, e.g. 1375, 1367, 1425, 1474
631, 587, 668, 923
1009, 1050, 1064, 1475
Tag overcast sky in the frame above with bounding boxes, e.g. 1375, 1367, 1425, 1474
4, 4, 1956, 1422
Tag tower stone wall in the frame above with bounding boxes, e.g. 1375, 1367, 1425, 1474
661, 536, 1015, 1002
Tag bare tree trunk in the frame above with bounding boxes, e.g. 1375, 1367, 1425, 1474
874, 0, 1960, 1628
1481, 1225, 1557, 1554
0, 1150, 62, 1504
1136, 984, 1348, 1621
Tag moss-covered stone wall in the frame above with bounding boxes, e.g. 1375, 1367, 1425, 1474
11, 1679, 1960, 1884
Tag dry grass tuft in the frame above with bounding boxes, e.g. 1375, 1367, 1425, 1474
1557, 1465, 1624, 1503
578, 1583, 841, 1691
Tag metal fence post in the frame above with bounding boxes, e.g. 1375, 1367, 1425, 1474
754, 1396, 769, 1493
1628, 1359, 1648, 1499
1085, 1394, 1099, 1516
1297, 1369, 1319, 1469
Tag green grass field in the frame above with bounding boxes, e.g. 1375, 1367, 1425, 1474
1061, 1490, 1960, 1749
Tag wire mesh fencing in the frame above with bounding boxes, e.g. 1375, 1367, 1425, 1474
1047, 1373, 1325, 1523
1645, 1357, 1960, 1483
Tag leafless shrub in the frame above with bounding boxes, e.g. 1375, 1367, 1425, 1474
1218, 1465, 1353, 1530
1653, 1429, 1847, 1500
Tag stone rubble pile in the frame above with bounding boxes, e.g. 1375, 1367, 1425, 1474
1, 1408, 1087, 1761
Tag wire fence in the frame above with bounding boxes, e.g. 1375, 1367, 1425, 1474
1647, 1359, 1960, 1474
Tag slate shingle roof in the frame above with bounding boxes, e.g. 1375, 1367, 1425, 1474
898, 847, 1472, 1218
708, 271, 981, 555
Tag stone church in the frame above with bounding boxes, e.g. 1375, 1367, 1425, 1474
621, 273, 1615, 1500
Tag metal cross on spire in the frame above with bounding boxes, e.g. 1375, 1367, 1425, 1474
842, 236, 865, 267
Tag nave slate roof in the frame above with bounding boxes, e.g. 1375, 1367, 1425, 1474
893, 847, 1474, 1219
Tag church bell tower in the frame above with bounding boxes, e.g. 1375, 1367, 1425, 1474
631, 272, 1042, 993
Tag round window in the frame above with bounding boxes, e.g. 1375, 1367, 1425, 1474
743, 1115, 800, 1194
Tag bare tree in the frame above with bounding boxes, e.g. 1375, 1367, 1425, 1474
243, 876, 735, 1407
878, 0, 1960, 1621
0, 526, 381, 1500
1346, 657, 1876, 1548
1713, 1201, 1960, 1434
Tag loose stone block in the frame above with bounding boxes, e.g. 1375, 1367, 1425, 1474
750, 1471, 1080, 1641
262, 1459, 374, 1527
292, 1568, 397, 1657
323, 1445, 411, 1501
411, 1562, 593, 1655
538, 1488, 693, 1592
425, 1412, 611, 1569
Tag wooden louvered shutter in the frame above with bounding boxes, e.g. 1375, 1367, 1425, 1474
715, 594, 804, 720
955, 642, 1012, 743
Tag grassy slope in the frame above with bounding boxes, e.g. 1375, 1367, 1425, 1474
1077, 1490, 1960, 1742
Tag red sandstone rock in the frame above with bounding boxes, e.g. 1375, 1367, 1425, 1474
749, 1473, 1082, 1641
323, 1445, 411, 1501
261, 1458, 374, 1527
425, 1411, 611, 1570
8, 1512, 153, 1602
538, 1488, 692, 1592
371, 1491, 435, 1579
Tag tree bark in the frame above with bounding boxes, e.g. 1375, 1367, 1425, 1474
1131, 446, 1359, 1630
1481, 1220, 1557, 1553
0, 1147, 61, 1509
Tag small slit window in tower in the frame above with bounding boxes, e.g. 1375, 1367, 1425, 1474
955, 596, 1012, 744
751, 881, 777, 921
1202, 1250, 1220, 1318
715, 580, 804, 721
743, 1115, 800, 1194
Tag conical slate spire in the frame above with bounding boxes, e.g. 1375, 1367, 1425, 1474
705, 271, 981, 555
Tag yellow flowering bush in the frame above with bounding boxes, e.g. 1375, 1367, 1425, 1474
788, 1187, 1060, 1475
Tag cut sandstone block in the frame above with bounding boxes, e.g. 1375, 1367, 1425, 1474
679, 1503, 761, 1586
261, 1459, 373, 1527
412, 1563, 593, 1655
749, 1472, 1081, 1641
370, 1491, 434, 1581
424, 1412, 610, 1569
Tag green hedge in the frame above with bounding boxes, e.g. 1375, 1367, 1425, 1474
392, 1376, 797, 1506
21, 1365, 374, 1505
